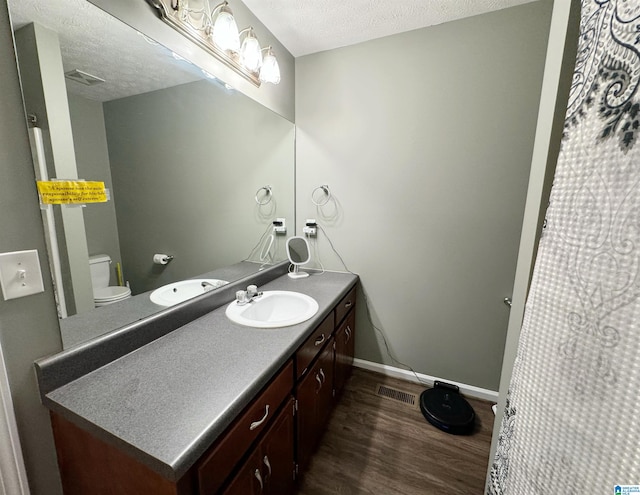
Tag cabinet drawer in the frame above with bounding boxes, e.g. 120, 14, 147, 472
335, 285, 357, 325
295, 311, 334, 379
198, 360, 294, 495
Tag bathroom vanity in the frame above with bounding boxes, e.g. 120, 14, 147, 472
36, 271, 358, 494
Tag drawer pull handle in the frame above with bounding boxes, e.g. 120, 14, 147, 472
255, 468, 263, 491
314, 333, 326, 346
319, 368, 326, 384
249, 405, 270, 431
345, 300, 352, 308
263, 455, 272, 478
345, 326, 351, 342
315, 373, 323, 391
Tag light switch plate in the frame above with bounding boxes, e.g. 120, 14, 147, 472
0, 250, 45, 301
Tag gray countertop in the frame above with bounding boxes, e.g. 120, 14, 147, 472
43, 270, 358, 481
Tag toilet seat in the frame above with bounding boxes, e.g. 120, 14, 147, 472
93, 286, 131, 306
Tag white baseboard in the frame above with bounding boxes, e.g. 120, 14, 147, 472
353, 358, 499, 402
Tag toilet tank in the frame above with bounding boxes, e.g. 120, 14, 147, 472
89, 254, 112, 289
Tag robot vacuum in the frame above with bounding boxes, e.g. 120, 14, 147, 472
420, 381, 476, 435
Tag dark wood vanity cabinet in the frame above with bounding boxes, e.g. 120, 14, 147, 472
334, 308, 356, 399
294, 285, 357, 475
296, 340, 335, 472
198, 362, 294, 494
50, 284, 357, 495
205, 284, 357, 493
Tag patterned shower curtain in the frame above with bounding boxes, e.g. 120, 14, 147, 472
488, 1, 640, 493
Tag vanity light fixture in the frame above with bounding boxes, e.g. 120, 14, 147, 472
260, 46, 280, 84
210, 2, 240, 52
239, 27, 262, 73
148, 0, 281, 87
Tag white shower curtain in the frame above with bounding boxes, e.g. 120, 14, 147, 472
488, 0, 640, 493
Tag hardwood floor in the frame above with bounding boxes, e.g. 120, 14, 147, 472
296, 368, 494, 494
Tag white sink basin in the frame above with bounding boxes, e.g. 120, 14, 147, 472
150, 279, 228, 307
225, 290, 319, 328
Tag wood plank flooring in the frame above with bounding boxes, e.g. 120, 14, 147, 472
296, 368, 494, 494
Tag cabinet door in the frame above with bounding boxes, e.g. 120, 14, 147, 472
223, 449, 263, 495
223, 398, 295, 495
296, 341, 334, 472
261, 398, 295, 494
316, 343, 334, 428
198, 361, 293, 494
334, 309, 356, 398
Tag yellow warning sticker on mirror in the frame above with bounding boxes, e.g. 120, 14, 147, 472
36, 181, 107, 204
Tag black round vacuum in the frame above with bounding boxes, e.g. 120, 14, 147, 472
420, 381, 475, 435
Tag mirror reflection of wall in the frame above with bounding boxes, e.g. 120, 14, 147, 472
101, 79, 294, 293
8, 0, 295, 344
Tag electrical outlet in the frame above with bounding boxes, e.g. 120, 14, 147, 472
273, 217, 287, 235
0, 249, 45, 300
303, 218, 317, 236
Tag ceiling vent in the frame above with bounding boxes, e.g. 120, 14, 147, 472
64, 69, 105, 86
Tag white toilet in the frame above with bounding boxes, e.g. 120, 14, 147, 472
89, 254, 131, 307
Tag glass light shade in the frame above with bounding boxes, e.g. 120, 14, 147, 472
211, 5, 240, 52
260, 49, 280, 84
240, 30, 263, 72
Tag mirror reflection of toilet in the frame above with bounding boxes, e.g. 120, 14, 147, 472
89, 254, 131, 307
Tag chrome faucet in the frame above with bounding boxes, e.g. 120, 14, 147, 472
235, 284, 263, 305
201, 281, 217, 292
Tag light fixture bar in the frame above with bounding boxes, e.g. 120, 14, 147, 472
148, 0, 261, 87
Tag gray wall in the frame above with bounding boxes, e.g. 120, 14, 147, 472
103, 80, 295, 294
295, 1, 554, 391
68, 93, 122, 284
0, 2, 64, 494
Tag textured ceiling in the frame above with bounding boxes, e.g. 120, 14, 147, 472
7, 0, 540, 101
8, 0, 202, 102
240, 0, 539, 57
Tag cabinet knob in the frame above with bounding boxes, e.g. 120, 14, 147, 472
249, 405, 270, 431
314, 333, 326, 347
345, 300, 352, 309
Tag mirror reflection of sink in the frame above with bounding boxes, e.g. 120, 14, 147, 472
150, 279, 228, 307
225, 291, 319, 328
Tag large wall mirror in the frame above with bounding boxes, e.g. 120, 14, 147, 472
8, 0, 295, 348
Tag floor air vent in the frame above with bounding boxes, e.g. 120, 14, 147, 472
375, 384, 417, 407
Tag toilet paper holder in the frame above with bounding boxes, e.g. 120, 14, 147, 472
153, 254, 174, 265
